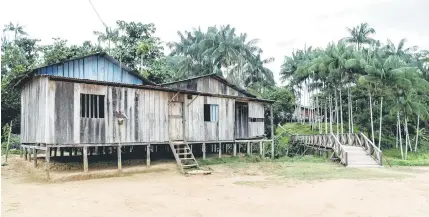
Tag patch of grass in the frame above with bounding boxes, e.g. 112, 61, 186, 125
383, 149, 429, 166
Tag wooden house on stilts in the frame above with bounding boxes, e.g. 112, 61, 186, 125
18, 52, 275, 176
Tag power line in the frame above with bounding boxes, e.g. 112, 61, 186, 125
88, 0, 108, 29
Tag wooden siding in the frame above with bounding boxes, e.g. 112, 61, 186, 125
36, 55, 143, 85
21, 77, 49, 143
22, 79, 266, 145
43, 80, 170, 144
163, 76, 248, 97
185, 95, 235, 141
248, 102, 265, 137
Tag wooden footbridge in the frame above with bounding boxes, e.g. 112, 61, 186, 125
290, 133, 383, 167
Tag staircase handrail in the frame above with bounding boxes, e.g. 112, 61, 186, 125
359, 133, 383, 166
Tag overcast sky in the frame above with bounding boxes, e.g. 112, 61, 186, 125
2, 0, 429, 88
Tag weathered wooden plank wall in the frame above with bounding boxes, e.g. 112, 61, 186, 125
163, 76, 248, 97
23, 79, 266, 145
248, 101, 265, 137
21, 77, 49, 143
184, 95, 235, 142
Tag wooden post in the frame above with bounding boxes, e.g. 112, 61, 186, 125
20, 147, 23, 158
233, 142, 237, 156
33, 147, 37, 167
218, 142, 221, 158
24, 148, 28, 160
54, 147, 57, 157
45, 147, 50, 180
60, 148, 64, 157
146, 145, 150, 167
73, 148, 77, 156
28, 148, 32, 161
68, 148, 72, 157
247, 142, 251, 155
202, 143, 206, 160
117, 145, 122, 172
83, 146, 88, 173
270, 105, 275, 159
259, 141, 263, 156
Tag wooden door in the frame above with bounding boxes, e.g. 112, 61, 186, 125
169, 102, 183, 141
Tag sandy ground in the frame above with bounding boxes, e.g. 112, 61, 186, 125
2, 156, 429, 217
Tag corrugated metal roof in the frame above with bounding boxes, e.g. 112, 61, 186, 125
29, 52, 154, 85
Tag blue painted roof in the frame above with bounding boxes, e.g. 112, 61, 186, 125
33, 52, 146, 85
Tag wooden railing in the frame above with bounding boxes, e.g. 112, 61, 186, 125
358, 133, 383, 166
330, 133, 348, 166
290, 133, 348, 166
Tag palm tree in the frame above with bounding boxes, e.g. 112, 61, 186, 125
383, 38, 418, 63
93, 26, 119, 54
3, 22, 27, 41
342, 23, 376, 50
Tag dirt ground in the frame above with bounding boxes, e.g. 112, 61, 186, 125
2, 156, 429, 217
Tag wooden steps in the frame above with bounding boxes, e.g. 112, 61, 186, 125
169, 142, 201, 174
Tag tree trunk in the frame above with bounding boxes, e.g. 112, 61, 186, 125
369, 91, 375, 145
396, 122, 399, 149
340, 88, 343, 134
397, 112, 404, 159
415, 114, 420, 152
404, 116, 409, 160
325, 97, 328, 134
378, 97, 383, 149
348, 88, 351, 134
329, 95, 333, 134
350, 90, 354, 133
335, 89, 339, 135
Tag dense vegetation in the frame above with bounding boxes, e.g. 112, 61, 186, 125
281, 23, 429, 160
1, 21, 288, 134
2, 21, 428, 163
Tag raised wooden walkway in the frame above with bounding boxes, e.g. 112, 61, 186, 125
290, 133, 383, 167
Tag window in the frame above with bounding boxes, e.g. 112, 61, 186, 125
249, 118, 264, 122
204, 104, 218, 122
80, 94, 105, 118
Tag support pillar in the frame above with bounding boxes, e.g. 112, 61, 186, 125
218, 142, 221, 158
60, 148, 64, 157
146, 145, 150, 167
202, 143, 206, 160
45, 147, 50, 180
28, 148, 32, 161
20, 147, 23, 158
24, 148, 28, 160
247, 142, 251, 155
33, 148, 37, 168
259, 141, 263, 156
68, 148, 72, 157
233, 143, 237, 156
117, 145, 122, 172
73, 148, 77, 156
270, 105, 275, 159
83, 146, 88, 173
54, 147, 57, 157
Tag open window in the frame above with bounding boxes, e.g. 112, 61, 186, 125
204, 104, 218, 122
80, 94, 105, 118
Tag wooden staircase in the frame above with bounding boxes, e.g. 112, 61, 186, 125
169, 142, 200, 174
343, 145, 382, 168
